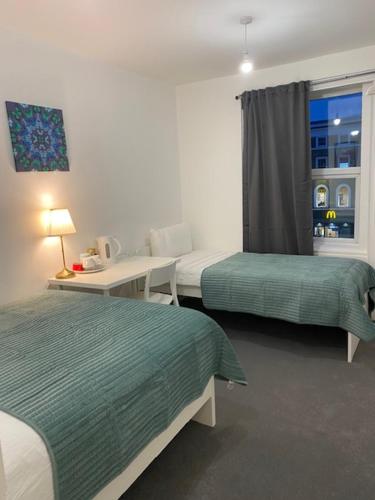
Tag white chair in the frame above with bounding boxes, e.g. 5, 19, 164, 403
136, 261, 179, 306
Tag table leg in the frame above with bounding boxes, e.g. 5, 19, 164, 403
131, 280, 138, 296
103, 290, 110, 297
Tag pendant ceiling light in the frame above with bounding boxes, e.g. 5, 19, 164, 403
239, 16, 254, 74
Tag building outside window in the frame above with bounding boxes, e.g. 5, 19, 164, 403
336, 183, 351, 208
310, 90, 363, 244
340, 134, 348, 144
318, 136, 327, 147
315, 157, 328, 168
312, 178, 355, 238
314, 184, 329, 208
337, 154, 350, 169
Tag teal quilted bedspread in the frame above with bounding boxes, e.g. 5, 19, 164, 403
0, 291, 246, 500
201, 252, 375, 341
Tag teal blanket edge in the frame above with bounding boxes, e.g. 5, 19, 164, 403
0, 291, 246, 500
201, 252, 375, 342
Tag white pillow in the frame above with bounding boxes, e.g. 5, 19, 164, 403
150, 223, 193, 257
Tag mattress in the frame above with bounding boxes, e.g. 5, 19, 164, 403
176, 250, 234, 287
0, 411, 53, 500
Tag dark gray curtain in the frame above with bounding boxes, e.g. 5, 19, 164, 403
242, 81, 313, 255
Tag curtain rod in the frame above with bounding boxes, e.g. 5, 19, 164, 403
235, 68, 375, 100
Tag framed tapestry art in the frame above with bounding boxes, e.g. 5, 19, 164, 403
6, 101, 69, 172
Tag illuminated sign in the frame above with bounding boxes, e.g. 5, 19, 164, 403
325, 210, 336, 219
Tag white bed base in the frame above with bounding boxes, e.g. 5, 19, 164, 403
93, 376, 215, 500
347, 292, 370, 363
0, 442, 5, 500
178, 285, 368, 364
177, 284, 202, 299
0, 379, 215, 500
347, 333, 360, 363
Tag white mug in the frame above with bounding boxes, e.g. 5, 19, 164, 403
92, 255, 102, 267
80, 252, 90, 262
82, 256, 97, 270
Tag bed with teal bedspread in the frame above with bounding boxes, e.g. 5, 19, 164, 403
0, 291, 246, 500
201, 252, 375, 341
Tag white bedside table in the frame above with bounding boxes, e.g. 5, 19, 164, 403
48, 256, 178, 296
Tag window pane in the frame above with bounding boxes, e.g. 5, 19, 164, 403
310, 92, 362, 169
312, 178, 356, 239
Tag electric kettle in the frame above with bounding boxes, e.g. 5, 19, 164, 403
96, 236, 122, 266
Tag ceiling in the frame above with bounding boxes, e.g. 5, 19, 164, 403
1, 0, 375, 84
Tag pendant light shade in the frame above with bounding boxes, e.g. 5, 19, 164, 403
240, 57, 254, 74
239, 16, 254, 74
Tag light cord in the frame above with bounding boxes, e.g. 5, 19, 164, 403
243, 22, 249, 55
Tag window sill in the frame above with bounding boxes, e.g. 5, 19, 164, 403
313, 238, 367, 261
312, 167, 361, 176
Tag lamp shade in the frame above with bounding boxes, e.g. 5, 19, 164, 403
47, 208, 76, 236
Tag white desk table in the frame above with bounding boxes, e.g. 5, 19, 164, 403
48, 256, 177, 296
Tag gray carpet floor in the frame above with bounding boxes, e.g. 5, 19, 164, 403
122, 299, 375, 500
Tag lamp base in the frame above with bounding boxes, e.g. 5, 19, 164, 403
55, 267, 76, 279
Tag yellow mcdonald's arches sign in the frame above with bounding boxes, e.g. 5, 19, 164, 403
326, 210, 336, 219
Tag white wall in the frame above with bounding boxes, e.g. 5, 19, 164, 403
0, 29, 181, 304
176, 44, 375, 254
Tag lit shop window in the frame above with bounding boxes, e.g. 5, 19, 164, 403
312, 178, 355, 239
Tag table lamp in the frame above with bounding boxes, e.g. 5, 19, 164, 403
47, 208, 76, 279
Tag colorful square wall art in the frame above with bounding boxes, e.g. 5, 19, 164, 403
6, 101, 69, 172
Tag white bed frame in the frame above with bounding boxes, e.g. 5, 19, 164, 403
347, 333, 360, 363
0, 378, 215, 500
0, 442, 5, 500
0, 377, 216, 500
93, 377, 215, 499
177, 284, 367, 364
177, 284, 203, 299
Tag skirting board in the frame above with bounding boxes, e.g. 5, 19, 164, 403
93, 377, 215, 500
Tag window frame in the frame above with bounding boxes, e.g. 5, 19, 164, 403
310, 80, 372, 258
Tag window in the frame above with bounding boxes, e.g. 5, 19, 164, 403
314, 184, 329, 208
337, 154, 350, 169
315, 157, 327, 168
311, 92, 362, 170
318, 136, 327, 147
310, 90, 363, 243
312, 178, 355, 239
336, 184, 351, 208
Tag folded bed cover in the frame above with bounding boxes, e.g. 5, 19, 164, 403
201, 252, 375, 341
